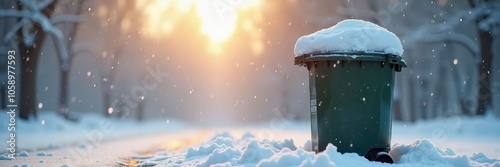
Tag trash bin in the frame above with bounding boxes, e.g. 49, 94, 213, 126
294, 19, 406, 163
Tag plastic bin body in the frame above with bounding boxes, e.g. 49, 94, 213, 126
295, 52, 405, 160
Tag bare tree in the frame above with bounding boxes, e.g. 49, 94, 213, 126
0, 46, 8, 110
468, 0, 500, 115
94, 1, 145, 117
402, 0, 499, 117
0, 0, 59, 119
0, 0, 17, 110
0, 0, 87, 120
55, 0, 86, 121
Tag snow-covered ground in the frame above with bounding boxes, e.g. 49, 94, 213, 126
0, 111, 190, 152
1, 111, 500, 166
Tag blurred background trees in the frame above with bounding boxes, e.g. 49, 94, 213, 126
1, 0, 59, 120
1, 0, 498, 123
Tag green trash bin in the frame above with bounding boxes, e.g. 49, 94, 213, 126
295, 51, 406, 163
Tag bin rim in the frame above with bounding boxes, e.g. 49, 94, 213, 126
294, 51, 407, 68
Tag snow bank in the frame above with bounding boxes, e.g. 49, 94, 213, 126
125, 132, 499, 167
200, 147, 239, 167
294, 19, 404, 57
237, 140, 274, 164
391, 140, 470, 166
261, 139, 500, 167
186, 143, 228, 158
258, 144, 380, 167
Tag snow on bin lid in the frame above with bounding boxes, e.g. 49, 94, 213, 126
294, 19, 403, 57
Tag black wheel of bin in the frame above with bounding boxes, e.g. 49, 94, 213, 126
374, 152, 394, 164
365, 148, 393, 163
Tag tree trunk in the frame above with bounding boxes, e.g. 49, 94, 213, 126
137, 99, 144, 121
18, 1, 57, 120
476, 29, 493, 115
0, 86, 5, 110
59, 69, 69, 116
58, 68, 78, 121
103, 89, 111, 116
19, 48, 38, 120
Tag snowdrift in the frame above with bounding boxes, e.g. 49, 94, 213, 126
126, 132, 500, 167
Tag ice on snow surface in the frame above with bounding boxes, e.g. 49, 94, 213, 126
294, 19, 404, 57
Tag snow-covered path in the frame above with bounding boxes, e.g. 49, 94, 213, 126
0, 129, 206, 166
1, 112, 500, 166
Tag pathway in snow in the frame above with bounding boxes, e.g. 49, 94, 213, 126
0, 129, 208, 166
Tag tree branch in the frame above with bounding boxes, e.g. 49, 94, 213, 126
3, 18, 29, 43
50, 29, 70, 71
0, 9, 31, 18
404, 32, 481, 63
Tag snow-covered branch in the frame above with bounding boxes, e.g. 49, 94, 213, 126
477, 4, 500, 36
398, 3, 496, 64
19, 0, 53, 11
0, 0, 71, 70
0, 9, 32, 18
403, 32, 481, 63
3, 18, 29, 43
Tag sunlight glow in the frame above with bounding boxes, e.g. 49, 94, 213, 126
195, 1, 237, 43
141, 0, 261, 44
195, 0, 261, 43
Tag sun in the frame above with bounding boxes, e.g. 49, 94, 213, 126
194, 0, 260, 43
140, 0, 262, 46
194, 1, 234, 43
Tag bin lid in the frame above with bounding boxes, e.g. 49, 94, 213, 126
294, 51, 407, 68
294, 19, 407, 71
294, 19, 404, 58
